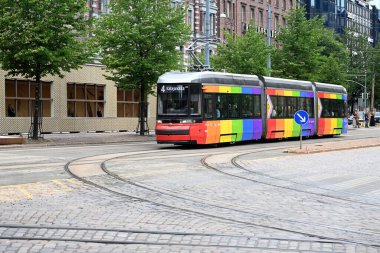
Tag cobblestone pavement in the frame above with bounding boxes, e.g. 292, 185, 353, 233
1, 128, 380, 252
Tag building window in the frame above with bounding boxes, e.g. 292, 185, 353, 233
187, 9, 194, 32
227, 1, 231, 18
259, 9, 264, 27
117, 89, 140, 117
250, 6, 255, 22
275, 15, 279, 31
241, 4, 246, 23
5, 79, 52, 117
67, 83, 104, 117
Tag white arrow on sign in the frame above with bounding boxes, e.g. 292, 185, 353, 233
296, 113, 307, 123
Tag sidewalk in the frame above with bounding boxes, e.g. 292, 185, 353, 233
0, 131, 156, 147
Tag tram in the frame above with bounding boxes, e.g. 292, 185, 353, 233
155, 71, 348, 145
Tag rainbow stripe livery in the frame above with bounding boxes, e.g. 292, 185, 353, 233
156, 72, 348, 145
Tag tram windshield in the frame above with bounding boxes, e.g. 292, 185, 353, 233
157, 84, 201, 116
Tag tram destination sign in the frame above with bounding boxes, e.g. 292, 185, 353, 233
160, 85, 187, 93
294, 110, 309, 125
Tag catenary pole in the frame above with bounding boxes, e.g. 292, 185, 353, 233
267, 2, 271, 76
205, 0, 210, 69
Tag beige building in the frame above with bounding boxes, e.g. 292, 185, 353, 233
0, 64, 156, 135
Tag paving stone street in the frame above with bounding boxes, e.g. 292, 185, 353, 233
1, 128, 380, 252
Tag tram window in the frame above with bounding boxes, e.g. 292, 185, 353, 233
203, 93, 214, 119
190, 85, 201, 116
158, 84, 189, 115
305, 98, 314, 118
270, 96, 314, 118
253, 95, 261, 118
228, 94, 240, 118
272, 96, 287, 118
287, 97, 297, 118
321, 98, 345, 118
218, 94, 229, 119
241, 95, 254, 118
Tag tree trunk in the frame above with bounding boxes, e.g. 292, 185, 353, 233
139, 83, 146, 136
32, 64, 41, 140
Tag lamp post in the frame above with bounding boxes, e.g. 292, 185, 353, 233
267, 2, 271, 76
204, 0, 210, 69
347, 79, 367, 110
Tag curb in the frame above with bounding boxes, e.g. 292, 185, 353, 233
287, 138, 380, 154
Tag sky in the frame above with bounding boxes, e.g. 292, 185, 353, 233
374, 0, 380, 9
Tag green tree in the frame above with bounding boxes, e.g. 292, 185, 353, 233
93, 0, 190, 135
273, 7, 347, 83
212, 27, 268, 75
317, 29, 348, 84
369, 43, 380, 111
0, 0, 91, 140
342, 28, 372, 112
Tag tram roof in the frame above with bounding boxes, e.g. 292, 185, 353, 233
157, 71, 261, 86
313, 82, 347, 94
261, 76, 313, 91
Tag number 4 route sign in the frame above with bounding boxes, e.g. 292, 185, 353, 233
294, 110, 309, 125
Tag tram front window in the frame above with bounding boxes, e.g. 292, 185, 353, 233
157, 84, 201, 116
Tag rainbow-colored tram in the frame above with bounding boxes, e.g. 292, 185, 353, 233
155, 72, 347, 145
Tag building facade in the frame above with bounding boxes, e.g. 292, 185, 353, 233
305, 0, 374, 45
181, 0, 295, 69
372, 6, 380, 45
1, 64, 156, 135
218, 0, 295, 40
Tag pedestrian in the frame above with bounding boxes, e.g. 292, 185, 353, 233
354, 110, 360, 128
364, 110, 369, 128
370, 111, 375, 127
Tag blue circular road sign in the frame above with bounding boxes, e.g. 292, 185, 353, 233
294, 110, 309, 125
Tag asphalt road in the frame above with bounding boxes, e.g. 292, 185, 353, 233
1, 127, 380, 252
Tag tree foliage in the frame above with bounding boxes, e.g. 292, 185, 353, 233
342, 28, 373, 111
0, 0, 91, 78
92, 0, 190, 135
92, 0, 190, 94
0, 0, 92, 139
211, 27, 269, 75
272, 7, 347, 84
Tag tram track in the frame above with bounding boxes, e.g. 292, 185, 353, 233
60, 143, 380, 248
0, 224, 350, 252
202, 149, 380, 208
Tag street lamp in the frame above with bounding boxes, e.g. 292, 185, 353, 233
347, 79, 367, 110
347, 72, 367, 109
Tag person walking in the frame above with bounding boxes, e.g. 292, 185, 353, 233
364, 110, 369, 128
354, 110, 360, 128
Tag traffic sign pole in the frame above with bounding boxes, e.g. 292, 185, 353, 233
294, 110, 309, 150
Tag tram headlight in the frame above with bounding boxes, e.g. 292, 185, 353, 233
156, 120, 162, 123
180, 119, 194, 123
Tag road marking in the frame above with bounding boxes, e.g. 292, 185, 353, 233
301, 174, 341, 182
16, 185, 33, 199
66, 178, 82, 186
333, 176, 380, 191
367, 188, 380, 196
52, 179, 72, 192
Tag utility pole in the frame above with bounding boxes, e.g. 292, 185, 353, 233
204, 0, 210, 69
371, 63, 375, 112
364, 69, 367, 110
267, 2, 271, 76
